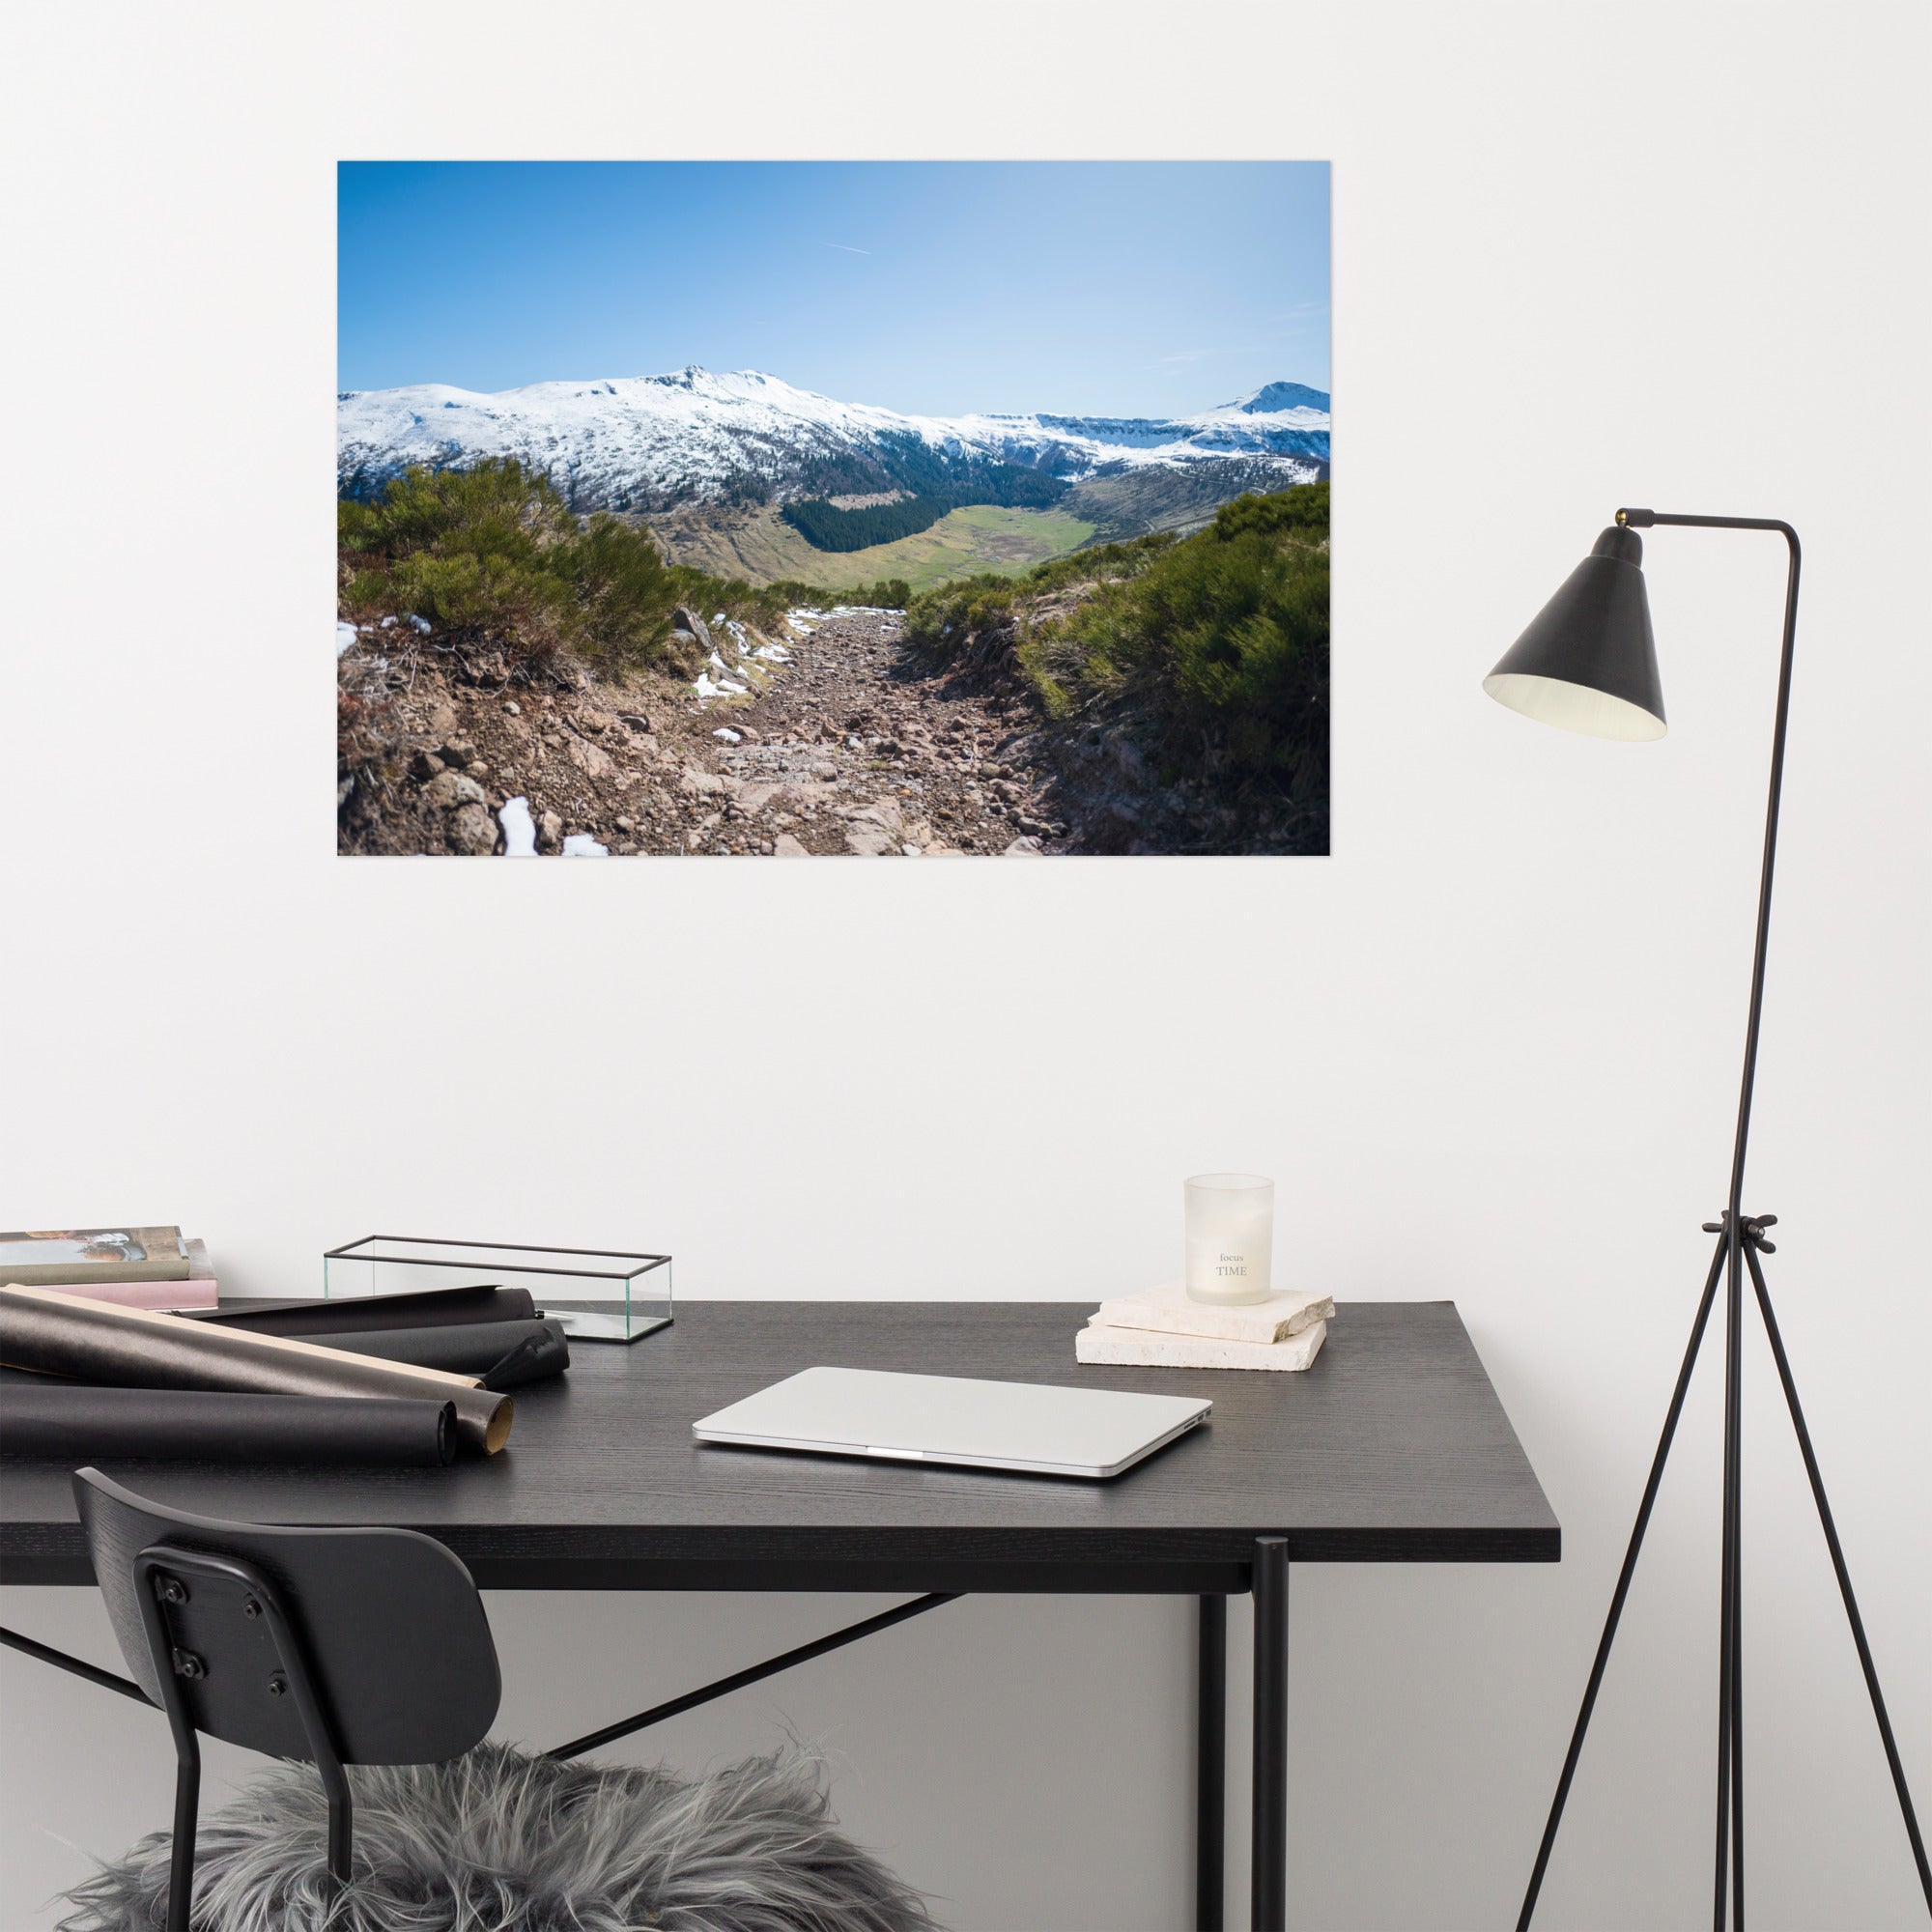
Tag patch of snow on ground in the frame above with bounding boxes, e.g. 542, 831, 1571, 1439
713, 727, 743, 743
693, 673, 747, 699
753, 643, 790, 663
562, 834, 609, 857
498, 797, 537, 856
380, 614, 398, 628
712, 611, 726, 625
408, 614, 432, 634
335, 622, 358, 658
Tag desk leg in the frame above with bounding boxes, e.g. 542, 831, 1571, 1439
1252, 1537, 1290, 1932
1197, 1594, 1227, 1931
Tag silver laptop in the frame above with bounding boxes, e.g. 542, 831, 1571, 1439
692, 1366, 1211, 1480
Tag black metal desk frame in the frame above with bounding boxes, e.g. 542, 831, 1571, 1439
6, 1536, 1294, 1929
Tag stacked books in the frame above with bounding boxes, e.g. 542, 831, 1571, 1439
1075, 1280, 1333, 1371
0, 1226, 216, 1310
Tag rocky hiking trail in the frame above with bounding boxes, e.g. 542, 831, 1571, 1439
342, 585, 1295, 857
346, 605, 1126, 858
660, 606, 1072, 857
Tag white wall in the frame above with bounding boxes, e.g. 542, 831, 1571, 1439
2, 4, 1927, 1925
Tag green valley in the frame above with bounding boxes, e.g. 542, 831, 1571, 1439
651, 502, 1097, 593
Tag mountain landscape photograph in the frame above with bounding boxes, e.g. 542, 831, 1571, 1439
336, 161, 1331, 857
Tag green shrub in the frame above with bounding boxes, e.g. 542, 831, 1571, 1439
1064, 486, 1326, 793
1209, 480, 1328, 540
553, 515, 677, 669
906, 484, 1328, 803
903, 573, 1017, 651
341, 458, 573, 563
384, 551, 566, 639
338, 460, 794, 676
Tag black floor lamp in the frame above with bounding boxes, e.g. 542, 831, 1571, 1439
1484, 510, 1931, 1930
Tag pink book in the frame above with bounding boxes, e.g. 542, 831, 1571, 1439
40, 1277, 219, 1312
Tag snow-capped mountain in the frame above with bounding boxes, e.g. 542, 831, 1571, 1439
336, 366, 1329, 512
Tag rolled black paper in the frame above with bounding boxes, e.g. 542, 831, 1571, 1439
0, 1385, 456, 1466
187, 1284, 538, 1335
306, 1318, 568, 1385
480, 1334, 552, 1392
0, 1286, 513, 1456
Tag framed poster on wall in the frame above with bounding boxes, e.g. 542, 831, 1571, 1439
336, 161, 1329, 858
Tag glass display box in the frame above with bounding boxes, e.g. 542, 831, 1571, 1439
323, 1237, 671, 1343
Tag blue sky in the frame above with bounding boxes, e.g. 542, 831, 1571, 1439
337, 162, 1328, 417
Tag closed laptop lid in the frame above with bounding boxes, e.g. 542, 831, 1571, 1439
693, 1366, 1210, 1478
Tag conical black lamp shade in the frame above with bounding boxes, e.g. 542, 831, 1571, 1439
1485, 525, 1667, 740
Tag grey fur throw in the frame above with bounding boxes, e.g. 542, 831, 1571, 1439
59, 1741, 937, 1932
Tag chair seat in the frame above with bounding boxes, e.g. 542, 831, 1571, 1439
60, 1741, 934, 1932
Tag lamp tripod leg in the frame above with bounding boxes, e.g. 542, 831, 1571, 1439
1518, 1229, 1731, 1931
1743, 1241, 1932, 1914
1730, 1245, 1746, 1924
1731, 1250, 1746, 1926
1714, 1224, 1747, 1930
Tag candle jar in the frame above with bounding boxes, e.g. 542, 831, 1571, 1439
1184, 1174, 1275, 1305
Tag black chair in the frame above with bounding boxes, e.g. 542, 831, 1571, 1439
73, 1466, 501, 1932
70, 1468, 933, 1932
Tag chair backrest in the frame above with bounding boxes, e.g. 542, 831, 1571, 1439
74, 1468, 500, 1766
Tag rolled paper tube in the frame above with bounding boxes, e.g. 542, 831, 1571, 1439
0, 1285, 513, 1456
479, 1334, 553, 1393
306, 1319, 568, 1384
186, 1283, 538, 1335
0, 1385, 456, 1467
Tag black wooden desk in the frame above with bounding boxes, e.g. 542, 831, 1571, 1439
0, 1301, 1558, 1929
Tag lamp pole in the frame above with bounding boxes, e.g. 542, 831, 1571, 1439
1616, 511, 1803, 1229
1632, 510, 1799, 1928
1503, 513, 1930, 1930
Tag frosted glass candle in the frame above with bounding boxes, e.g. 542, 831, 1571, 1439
1184, 1173, 1275, 1305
